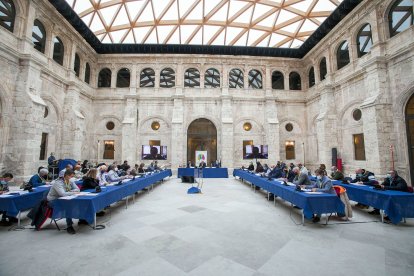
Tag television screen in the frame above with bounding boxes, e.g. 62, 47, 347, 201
244, 145, 268, 159
142, 145, 167, 160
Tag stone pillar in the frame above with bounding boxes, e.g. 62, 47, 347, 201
264, 90, 280, 162
61, 86, 85, 160
6, 59, 46, 178
121, 98, 138, 162
316, 85, 338, 167
171, 88, 185, 168
220, 90, 234, 168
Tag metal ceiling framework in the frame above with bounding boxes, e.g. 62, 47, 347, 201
49, 0, 363, 57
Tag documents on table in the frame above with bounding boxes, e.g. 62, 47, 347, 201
60, 195, 78, 200
77, 192, 98, 196
0, 194, 14, 198
305, 192, 324, 194
349, 183, 365, 186
286, 182, 296, 186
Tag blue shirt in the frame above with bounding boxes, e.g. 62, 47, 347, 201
28, 174, 46, 187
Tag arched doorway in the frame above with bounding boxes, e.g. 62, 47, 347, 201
187, 118, 217, 166
406, 94, 414, 185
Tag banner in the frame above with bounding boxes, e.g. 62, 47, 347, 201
195, 151, 207, 167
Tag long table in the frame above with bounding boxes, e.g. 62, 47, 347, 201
333, 181, 414, 224
177, 168, 228, 178
234, 170, 343, 224
0, 186, 51, 227
52, 170, 172, 228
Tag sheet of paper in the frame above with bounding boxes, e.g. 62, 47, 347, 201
0, 194, 14, 198
350, 183, 365, 186
286, 182, 296, 186
77, 192, 98, 196
60, 195, 78, 200
305, 192, 324, 194
122, 179, 132, 183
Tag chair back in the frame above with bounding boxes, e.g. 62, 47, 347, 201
333, 185, 346, 196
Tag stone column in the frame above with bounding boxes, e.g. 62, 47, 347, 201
316, 85, 338, 167
61, 86, 85, 160
264, 90, 280, 162
171, 88, 185, 168
121, 98, 138, 162
6, 59, 46, 178
220, 91, 234, 168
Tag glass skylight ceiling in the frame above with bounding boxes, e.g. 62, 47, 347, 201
65, 0, 343, 48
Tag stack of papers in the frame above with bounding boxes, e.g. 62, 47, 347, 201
77, 192, 98, 196
60, 195, 78, 200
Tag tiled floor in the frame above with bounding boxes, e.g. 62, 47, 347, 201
1, 176, 413, 276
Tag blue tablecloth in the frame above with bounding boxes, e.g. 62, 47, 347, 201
177, 168, 228, 178
234, 170, 343, 219
52, 170, 172, 224
334, 181, 414, 224
0, 187, 51, 217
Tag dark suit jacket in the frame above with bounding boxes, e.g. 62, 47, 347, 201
382, 176, 408, 192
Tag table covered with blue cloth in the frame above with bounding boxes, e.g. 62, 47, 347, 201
178, 168, 228, 178
234, 170, 344, 219
334, 181, 414, 224
0, 186, 51, 217
52, 170, 172, 224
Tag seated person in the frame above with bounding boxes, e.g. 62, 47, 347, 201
97, 165, 108, 185
186, 161, 192, 168
106, 165, 125, 183
262, 164, 271, 176
286, 168, 296, 182
245, 146, 266, 159
47, 170, 80, 234
59, 164, 73, 178
319, 164, 328, 176
154, 161, 160, 170
81, 168, 100, 191
120, 160, 130, 171
297, 163, 308, 175
138, 163, 145, 174
292, 167, 312, 186
369, 170, 409, 219
247, 162, 254, 171
73, 165, 83, 179
28, 168, 49, 187
147, 162, 155, 172
351, 168, 374, 183
302, 169, 336, 223
267, 166, 283, 179
330, 166, 344, 181
0, 173, 18, 226
198, 160, 207, 168
255, 162, 264, 173
81, 160, 89, 174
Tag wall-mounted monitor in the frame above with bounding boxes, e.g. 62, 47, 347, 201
142, 145, 167, 160
244, 145, 268, 159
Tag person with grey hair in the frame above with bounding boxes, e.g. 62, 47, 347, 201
28, 168, 49, 187
106, 164, 125, 182
292, 167, 312, 186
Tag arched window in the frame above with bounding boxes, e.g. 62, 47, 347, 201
0, 0, 15, 32
308, 67, 315, 88
229, 68, 243, 88
248, 70, 263, 89
84, 62, 91, 84
389, 0, 413, 37
160, 68, 175, 88
32, 19, 46, 53
205, 68, 220, 88
74, 53, 80, 77
289, 72, 301, 90
357, 24, 373, 57
52, 37, 64, 65
337, 41, 350, 70
184, 68, 200, 88
98, 68, 111, 88
117, 68, 130, 88
320, 57, 327, 81
140, 68, 155, 87
272, 71, 284, 89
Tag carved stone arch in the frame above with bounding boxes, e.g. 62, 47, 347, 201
396, 81, 414, 119
338, 99, 363, 127
42, 96, 63, 123
185, 115, 220, 135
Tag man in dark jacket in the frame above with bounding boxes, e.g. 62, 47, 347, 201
370, 170, 408, 218
380, 170, 408, 191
